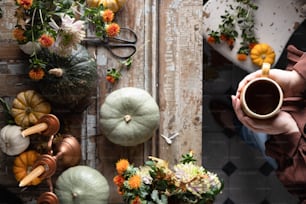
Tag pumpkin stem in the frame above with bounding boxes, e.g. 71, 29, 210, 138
72, 192, 78, 199
48, 68, 64, 77
124, 115, 132, 123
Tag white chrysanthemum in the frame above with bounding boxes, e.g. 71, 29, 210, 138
206, 171, 223, 191
137, 166, 153, 185
49, 15, 85, 57
173, 163, 222, 197
173, 163, 206, 183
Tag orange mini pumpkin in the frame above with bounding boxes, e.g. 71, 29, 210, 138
250, 43, 275, 67
13, 150, 42, 186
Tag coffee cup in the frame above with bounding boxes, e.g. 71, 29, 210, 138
240, 63, 283, 119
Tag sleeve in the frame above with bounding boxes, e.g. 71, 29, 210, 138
286, 45, 306, 80
265, 132, 301, 170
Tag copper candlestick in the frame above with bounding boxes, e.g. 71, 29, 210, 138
19, 135, 81, 187
21, 114, 60, 137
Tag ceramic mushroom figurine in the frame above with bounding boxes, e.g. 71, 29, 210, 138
21, 114, 60, 137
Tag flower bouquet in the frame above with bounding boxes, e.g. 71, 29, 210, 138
113, 152, 223, 204
12, 0, 122, 109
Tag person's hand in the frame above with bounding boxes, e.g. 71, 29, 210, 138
236, 69, 306, 98
232, 95, 299, 135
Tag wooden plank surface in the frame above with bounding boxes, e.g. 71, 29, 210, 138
0, 0, 204, 203
157, 0, 203, 165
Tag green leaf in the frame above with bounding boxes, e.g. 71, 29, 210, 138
0, 98, 15, 125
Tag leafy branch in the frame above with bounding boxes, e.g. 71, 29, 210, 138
207, 0, 258, 60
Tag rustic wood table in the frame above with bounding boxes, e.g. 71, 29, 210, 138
0, 0, 203, 203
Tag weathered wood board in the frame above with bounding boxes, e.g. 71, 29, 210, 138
0, 0, 203, 203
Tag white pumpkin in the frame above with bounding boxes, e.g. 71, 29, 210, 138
0, 125, 30, 156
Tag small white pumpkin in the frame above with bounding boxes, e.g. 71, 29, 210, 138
0, 125, 30, 156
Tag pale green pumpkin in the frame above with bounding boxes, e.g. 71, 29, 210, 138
55, 165, 109, 204
99, 87, 160, 146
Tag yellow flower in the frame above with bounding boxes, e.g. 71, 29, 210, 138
105, 23, 120, 38
128, 175, 141, 189
116, 159, 129, 174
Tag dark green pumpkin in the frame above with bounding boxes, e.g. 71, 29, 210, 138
36, 45, 97, 110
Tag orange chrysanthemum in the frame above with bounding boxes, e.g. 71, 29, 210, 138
101, 9, 114, 23
38, 34, 55, 48
113, 175, 125, 187
105, 23, 120, 38
13, 28, 26, 42
128, 175, 141, 189
28, 68, 45, 81
16, 0, 33, 9
116, 159, 129, 174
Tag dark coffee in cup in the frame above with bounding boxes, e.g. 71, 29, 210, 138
240, 76, 283, 119
244, 80, 280, 115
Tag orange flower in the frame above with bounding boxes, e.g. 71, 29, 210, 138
28, 68, 45, 81
128, 175, 141, 189
113, 175, 125, 187
237, 53, 248, 61
38, 34, 55, 48
249, 42, 257, 50
220, 34, 227, 41
101, 9, 114, 23
13, 28, 26, 42
130, 196, 141, 204
16, 0, 33, 9
207, 36, 215, 44
106, 75, 116, 84
116, 159, 129, 174
226, 38, 235, 47
105, 23, 120, 38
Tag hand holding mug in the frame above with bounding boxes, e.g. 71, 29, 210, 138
232, 95, 299, 135
240, 63, 283, 119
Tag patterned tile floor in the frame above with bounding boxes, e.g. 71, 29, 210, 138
202, 23, 306, 203
202, 64, 300, 204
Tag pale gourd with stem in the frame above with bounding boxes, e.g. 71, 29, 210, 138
100, 87, 160, 146
55, 165, 110, 204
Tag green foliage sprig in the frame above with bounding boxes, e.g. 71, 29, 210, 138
207, 0, 258, 58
